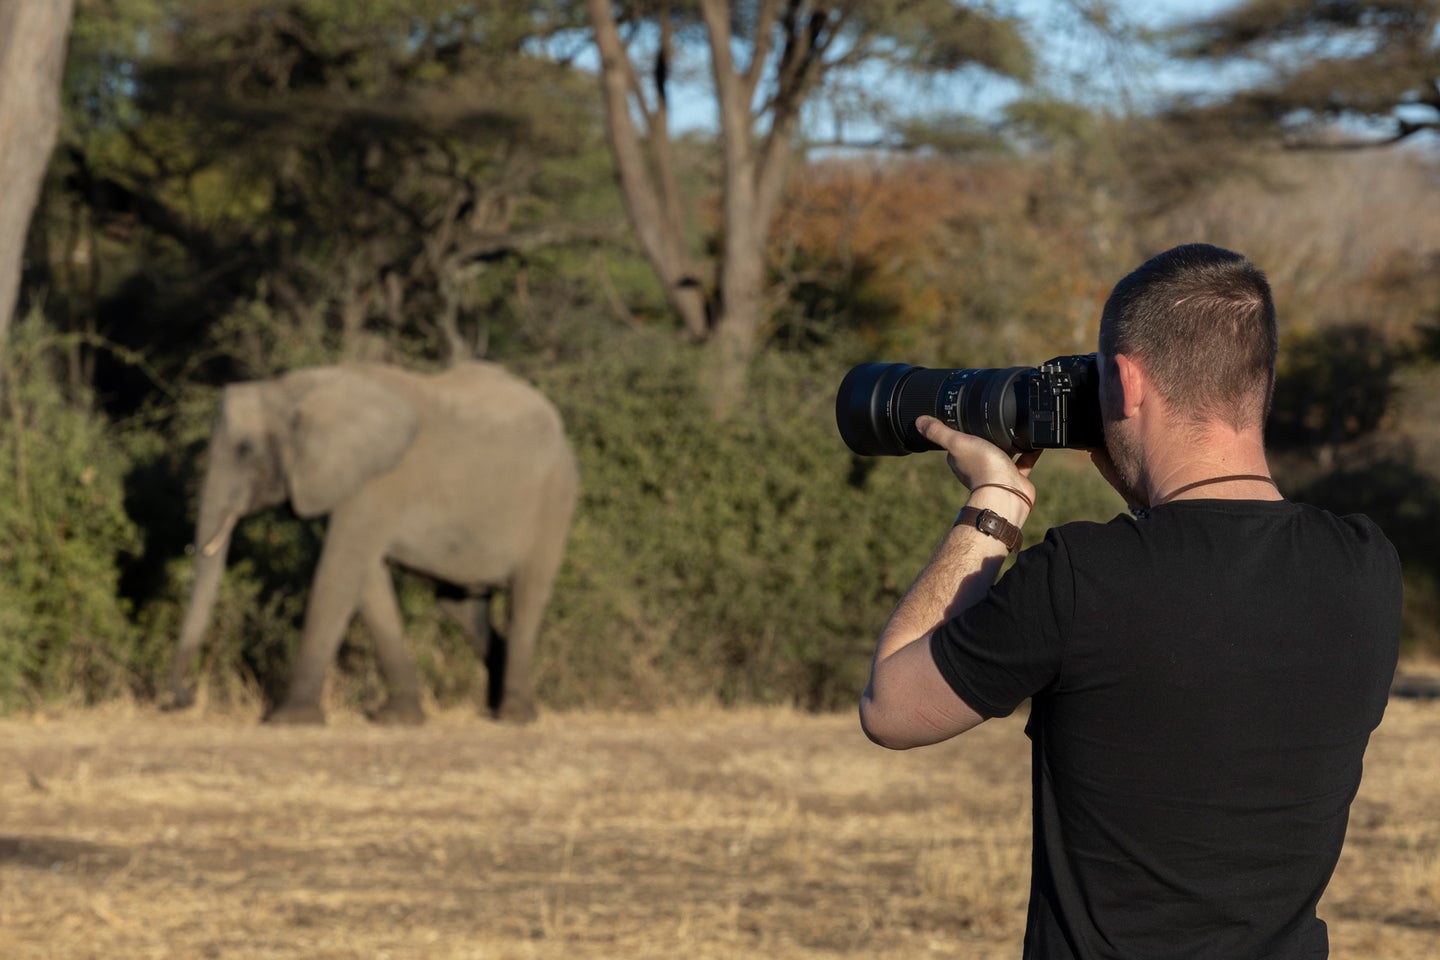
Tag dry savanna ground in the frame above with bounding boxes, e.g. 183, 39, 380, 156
2, 678, 1439, 959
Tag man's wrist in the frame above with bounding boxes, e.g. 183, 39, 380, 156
953, 505, 1023, 552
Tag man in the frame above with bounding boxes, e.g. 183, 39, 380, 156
859, 244, 1401, 959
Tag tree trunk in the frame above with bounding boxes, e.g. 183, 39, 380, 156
699, 0, 802, 416
587, 1, 832, 416
0, 0, 75, 347
586, 0, 710, 340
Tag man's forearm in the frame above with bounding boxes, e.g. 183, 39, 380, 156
860, 487, 1027, 748
859, 414, 1037, 749
874, 522, 1008, 662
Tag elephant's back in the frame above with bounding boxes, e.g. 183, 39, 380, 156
435, 363, 562, 430
364, 362, 569, 447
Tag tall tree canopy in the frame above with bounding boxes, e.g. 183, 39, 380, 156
580, 1, 1034, 404
49, 0, 612, 399
1170, 0, 1440, 148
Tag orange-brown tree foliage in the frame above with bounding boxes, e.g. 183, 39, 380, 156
769, 154, 1127, 365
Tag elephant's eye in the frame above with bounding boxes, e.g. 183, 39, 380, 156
235, 440, 255, 460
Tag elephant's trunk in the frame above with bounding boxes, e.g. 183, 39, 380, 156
167, 517, 235, 709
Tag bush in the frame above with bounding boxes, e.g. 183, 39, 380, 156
0, 315, 146, 710
527, 331, 1124, 712
0, 319, 1148, 717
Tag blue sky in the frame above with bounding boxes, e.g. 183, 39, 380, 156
658, 0, 1250, 135
1026, 0, 1256, 106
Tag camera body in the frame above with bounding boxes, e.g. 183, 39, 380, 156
836, 353, 1104, 457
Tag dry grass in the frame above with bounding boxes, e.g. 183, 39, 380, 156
1, 681, 1437, 959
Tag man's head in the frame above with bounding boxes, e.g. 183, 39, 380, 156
1094, 244, 1277, 507
1098, 244, 1277, 432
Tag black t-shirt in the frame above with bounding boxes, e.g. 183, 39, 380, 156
930, 499, 1401, 960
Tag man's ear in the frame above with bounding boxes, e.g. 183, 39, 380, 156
1114, 353, 1147, 417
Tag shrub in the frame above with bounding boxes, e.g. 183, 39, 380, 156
0, 315, 145, 710
526, 331, 1123, 712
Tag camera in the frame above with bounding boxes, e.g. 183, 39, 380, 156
835, 353, 1104, 457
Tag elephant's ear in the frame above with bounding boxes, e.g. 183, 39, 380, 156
276, 368, 421, 517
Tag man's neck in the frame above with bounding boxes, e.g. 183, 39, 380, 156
1143, 421, 1279, 507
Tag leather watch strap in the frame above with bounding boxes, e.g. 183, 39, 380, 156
953, 505, 1023, 552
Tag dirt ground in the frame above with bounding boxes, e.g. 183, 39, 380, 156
1, 688, 1438, 959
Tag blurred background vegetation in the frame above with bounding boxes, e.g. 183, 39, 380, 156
1, 0, 1438, 715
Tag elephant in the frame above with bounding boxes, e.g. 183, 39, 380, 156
166, 361, 579, 725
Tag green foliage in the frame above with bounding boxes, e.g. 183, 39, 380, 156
6, 1, 1436, 716
1269, 323, 1402, 453
881, 0, 1034, 80
527, 331, 1123, 711
50, 0, 620, 401
0, 315, 145, 710
207, 288, 342, 379
107, 327, 1122, 717
1166, 0, 1440, 148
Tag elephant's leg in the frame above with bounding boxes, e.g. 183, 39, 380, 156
437, 590, 493, 655
438, 591, 505, 714
494, 468, 576, 725
265, 525, 376, 725
359, 562, 424, 726
496, 557, 561, 725
482, 610, 508, 718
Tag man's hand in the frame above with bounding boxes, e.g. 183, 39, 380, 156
916, 416, 1041, 505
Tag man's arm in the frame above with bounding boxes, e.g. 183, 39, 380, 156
859, 418, 1036, 750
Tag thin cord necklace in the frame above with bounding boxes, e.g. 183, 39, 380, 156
1154, 474, 1277, 507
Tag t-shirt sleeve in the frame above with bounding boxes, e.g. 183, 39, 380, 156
929, 527, 1071, 718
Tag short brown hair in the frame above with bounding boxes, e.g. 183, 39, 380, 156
1098, 244, 1277, 430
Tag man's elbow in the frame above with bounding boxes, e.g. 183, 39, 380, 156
858, 697, 925, 750
859, 690, 984, 750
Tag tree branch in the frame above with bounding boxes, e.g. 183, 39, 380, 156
741, 0, 782, 111
1284, 119, 1439, 151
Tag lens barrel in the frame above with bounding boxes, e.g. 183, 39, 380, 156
835, 363, 917, 457
835, 362, 1029, 456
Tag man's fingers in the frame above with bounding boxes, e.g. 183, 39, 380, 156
915, 415, 950, 442
917, 415, 1036, 494
919, 416, 1016, 462
917, 416, 972, 457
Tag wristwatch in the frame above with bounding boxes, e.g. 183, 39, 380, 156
953, 505, 1023, 552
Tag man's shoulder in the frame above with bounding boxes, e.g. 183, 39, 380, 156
1287, 502, 1401, 575
1042, 512, 1141, 551
1233, 499, 1398, 560
1051, 501, 1398, 580
1288, 500, 1392, 540
1005, 514, 1141, 583
1040, 500, 1396, 562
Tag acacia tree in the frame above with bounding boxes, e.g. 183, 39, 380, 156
0, 0, 75, 346
53, 0, 611, 388
582, 1, 1033, 404
1170, 0, 1440, 149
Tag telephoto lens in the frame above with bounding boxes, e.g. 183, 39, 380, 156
835, 354, 1103, 457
